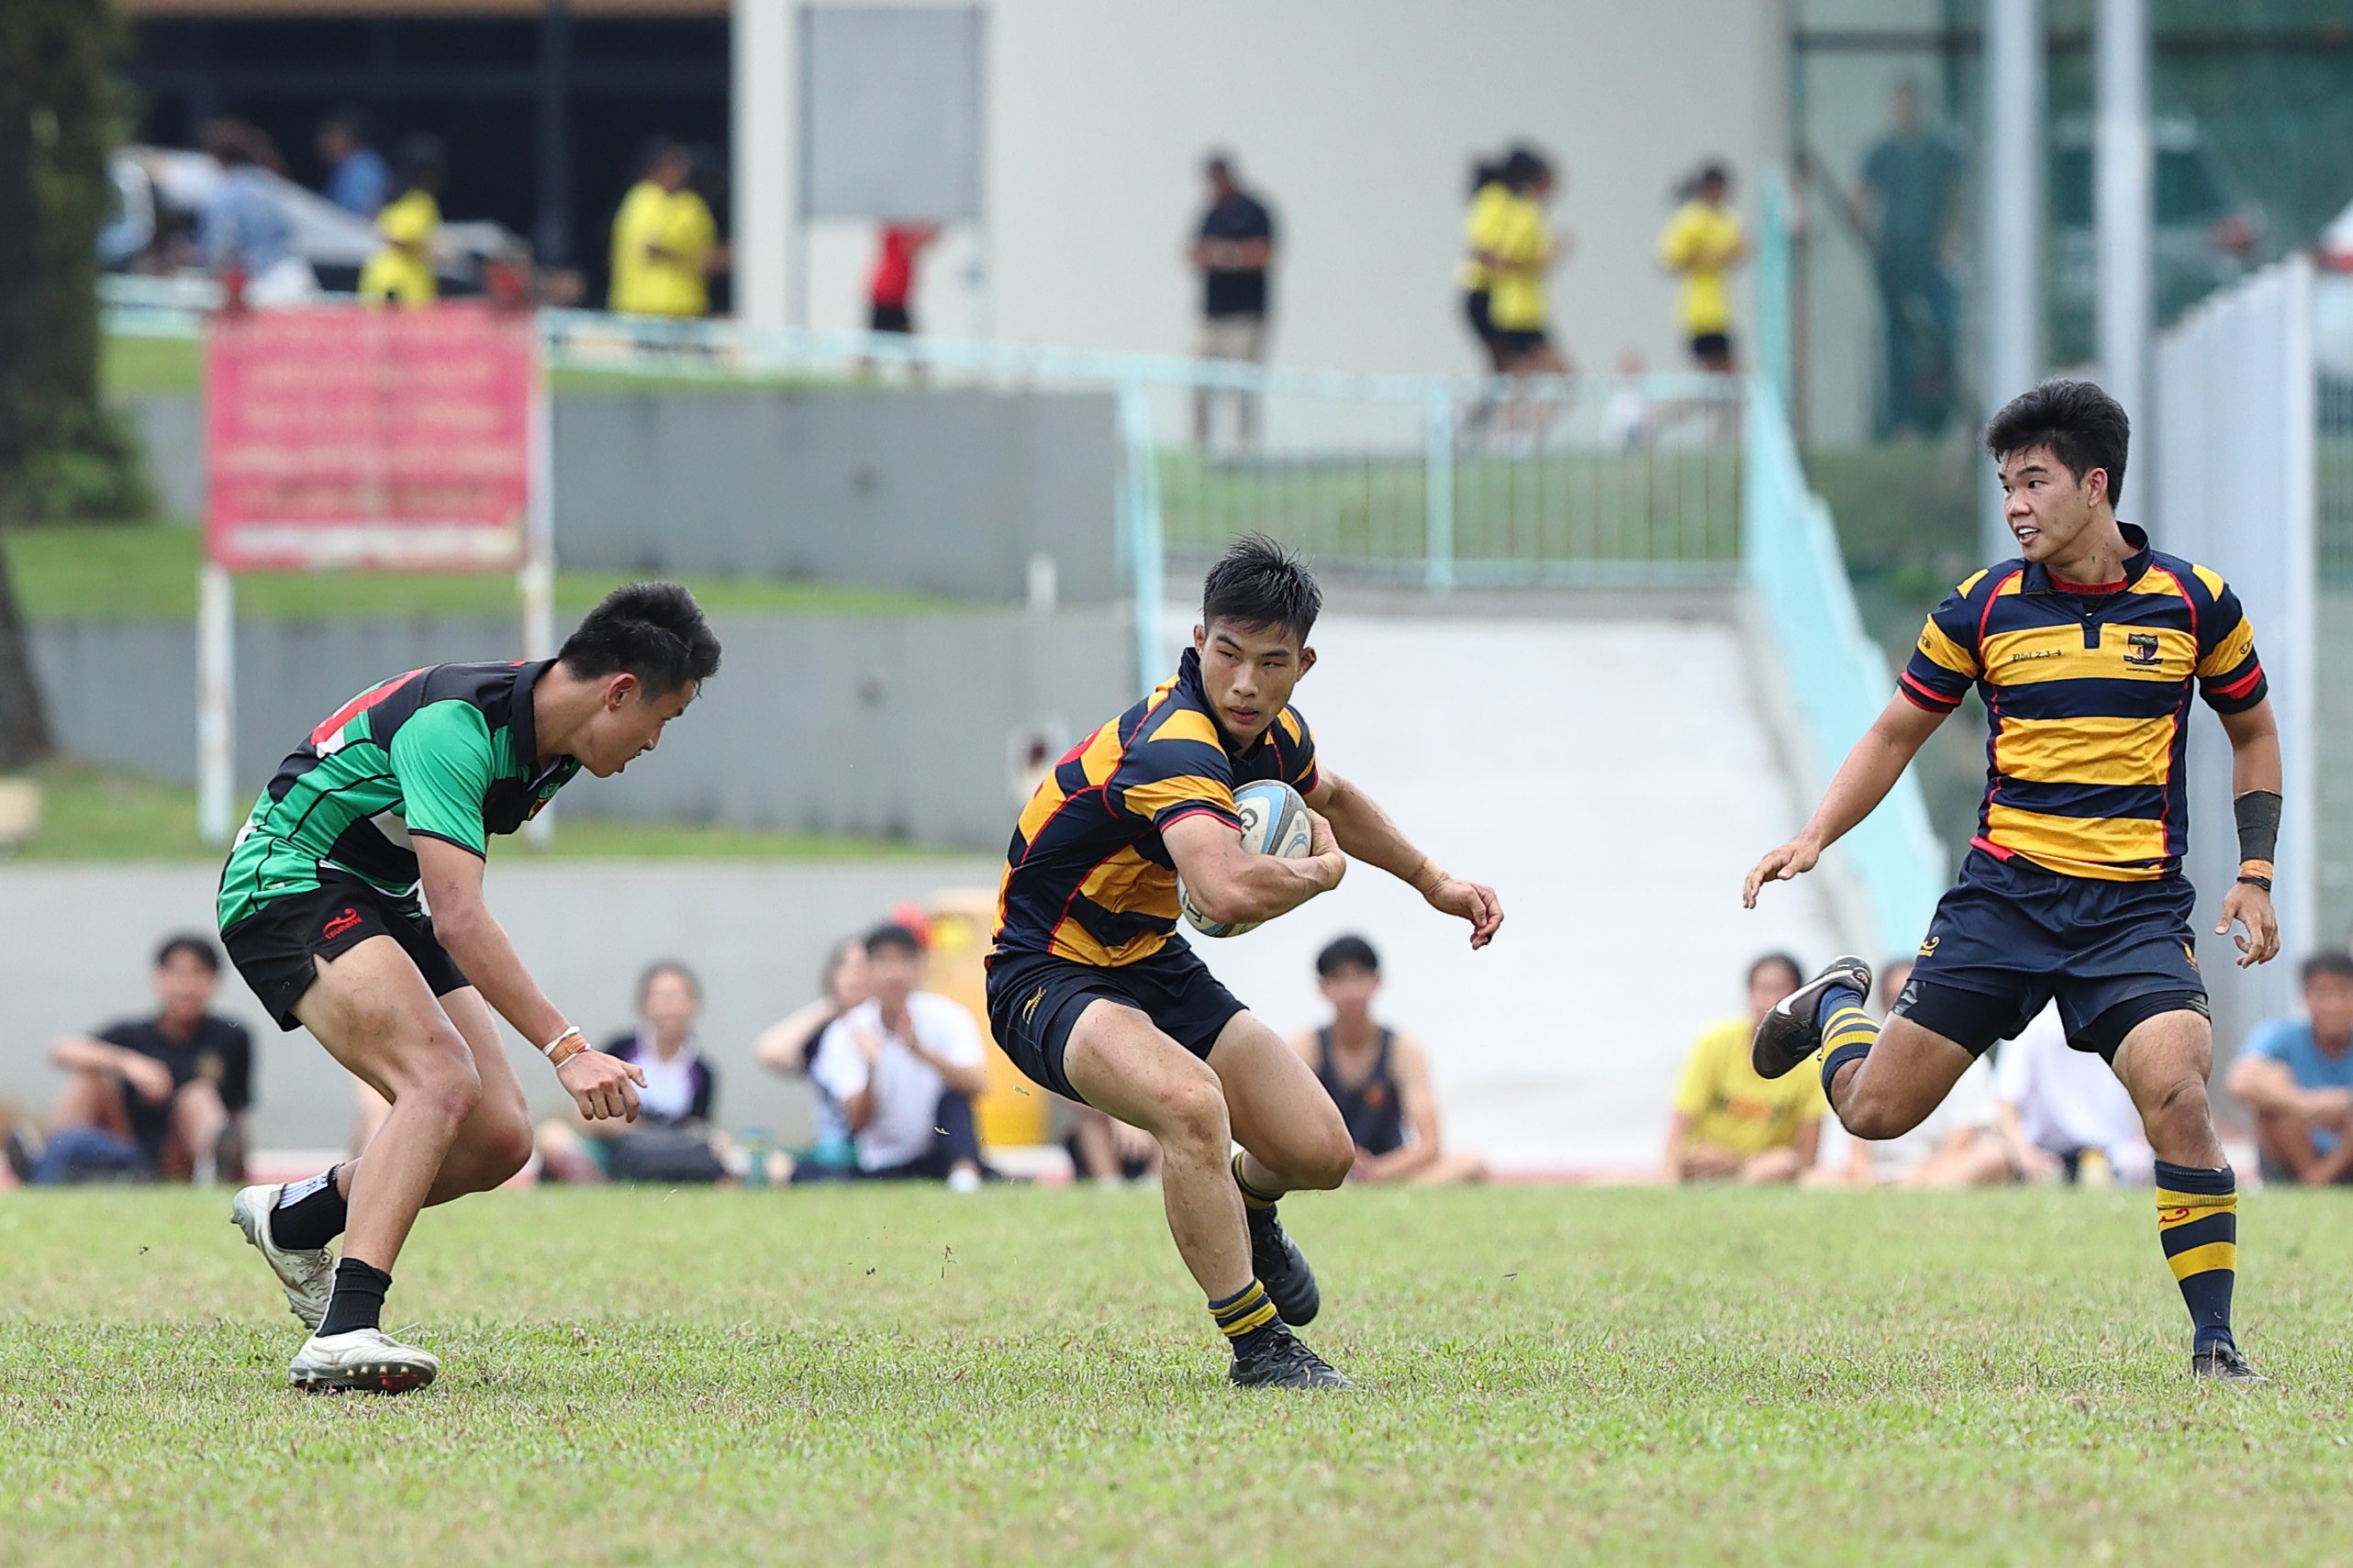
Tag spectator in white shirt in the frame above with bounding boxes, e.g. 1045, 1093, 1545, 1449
1993, 1003, 2155, 1184
754, 937, 871, 1179
810, 924, 987, 1190
1811, 959, 2010, 1188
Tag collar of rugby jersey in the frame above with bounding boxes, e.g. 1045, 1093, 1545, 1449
2020, 521, 2153, 596
508, 658, 573, 790
1175, 646, 1281, 762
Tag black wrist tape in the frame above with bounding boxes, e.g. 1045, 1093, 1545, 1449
2234, 790, 2281, 866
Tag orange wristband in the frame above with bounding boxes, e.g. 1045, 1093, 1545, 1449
542, 1027, 587, 1068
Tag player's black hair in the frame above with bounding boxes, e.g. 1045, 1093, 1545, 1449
1500, 146, 1552, 193
155, 933, 221, 973
864, 923, 925, 960
559, 582, 721, 698
1983, 378, 2132, 506
396, 133, 447, 192
1201, 533, 1321, 645
1748, 951, 1803, 991
640, 135, 689, 178
1316, 935, 1381, 978
637, 959, 701, 1008
1204, 150, 1235, 180
1694, 161, 1731, 192
2301, 951, 2353, 988
320, 106, 372, 145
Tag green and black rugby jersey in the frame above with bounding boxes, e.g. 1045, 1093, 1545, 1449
217, 660, 580, 930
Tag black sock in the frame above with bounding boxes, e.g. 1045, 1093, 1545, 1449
317, 1258, 392, 1338
270, 1165, 349, 1251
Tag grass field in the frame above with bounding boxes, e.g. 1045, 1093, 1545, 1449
1156, 446, 1742, 579
3, 1184, 2348, 1568
9, 758, 933, 862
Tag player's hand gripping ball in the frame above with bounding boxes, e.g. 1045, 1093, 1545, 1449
1179, 780, 1314, 938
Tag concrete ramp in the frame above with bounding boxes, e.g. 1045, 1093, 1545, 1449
1168, 607, 1846, 1176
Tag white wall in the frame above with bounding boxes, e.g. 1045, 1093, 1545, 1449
741, 0, 1787, 377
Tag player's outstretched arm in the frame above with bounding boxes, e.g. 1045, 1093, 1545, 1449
1744, 693, 1946, 907
1303, 769, 1502, 949
415, 838, 646, 1122
2216, 699, 2283, 968
1164, 810, 1346, 929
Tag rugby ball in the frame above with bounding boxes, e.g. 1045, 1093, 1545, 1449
1177, 780, 1314, 938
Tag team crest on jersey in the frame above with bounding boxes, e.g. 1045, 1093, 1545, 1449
2124, 631, 2162, 669
2182, 942, 2200, 972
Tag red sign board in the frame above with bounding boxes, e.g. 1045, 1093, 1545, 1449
205, 304, 536, 572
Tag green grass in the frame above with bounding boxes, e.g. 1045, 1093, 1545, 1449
1159, 445, 1742, 576
8, 757, 931, 862
3, 522, 960, 623
1, 1184, 2346, 1567
103, 331, 206, 396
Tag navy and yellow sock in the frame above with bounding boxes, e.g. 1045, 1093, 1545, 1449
2155, 1160, 2237, 1353
1815, 985, 1877, 1100
1232, 1151, 1279, 1212
1209, 1280, 1279, 1354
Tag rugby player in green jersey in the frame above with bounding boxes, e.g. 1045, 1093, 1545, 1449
221, 584, 719, 1392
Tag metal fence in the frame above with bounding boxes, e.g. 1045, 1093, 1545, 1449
104, 276, 1746, 687
2152, 257, 2323, 1050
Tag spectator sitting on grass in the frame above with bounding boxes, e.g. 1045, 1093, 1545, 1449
1067, 1104, 1161, 1186
754, 937, 871, 1181
12, 935, 252, 1186
1809, 958, 2010, 1188
1666, 952, 1824, 1184
2225, 951, 2353, 1187
1992, 1004, 2153, 1185
809, 923, 987, 1190
537, 961, 725, 1184
1288, 935, 1486, 1185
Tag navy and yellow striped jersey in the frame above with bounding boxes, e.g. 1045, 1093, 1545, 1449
991, 649, 1321, 966
1899, 524, 2267, 883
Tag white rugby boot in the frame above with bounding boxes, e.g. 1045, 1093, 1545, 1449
229, 1183, 335, 1331
287, 1328, 440, 1394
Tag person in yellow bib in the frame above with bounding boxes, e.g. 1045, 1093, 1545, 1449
1457, 154, 1517, 375
608, 139, 723, 319
1656, 162, 1746, 373
356, 137, 444, 307
1666, 953, 1827, 1183
1478, 150, 1569, 378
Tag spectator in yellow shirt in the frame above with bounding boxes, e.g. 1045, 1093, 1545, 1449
1656, 162, 1746, 373
1457, 156, 1516, 374
1474, 149, 1569, 378
608, 139, 724, 318
356, 136, 445, 307
1667, 953, 1827, 1183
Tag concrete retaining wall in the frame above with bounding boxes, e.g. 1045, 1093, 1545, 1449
29, 605, 1135, 851
119, 386, 1123, 606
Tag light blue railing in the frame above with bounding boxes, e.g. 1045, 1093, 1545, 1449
1741, 378, 1948, 955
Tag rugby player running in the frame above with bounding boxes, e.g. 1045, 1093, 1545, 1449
222, 584, 721, 1391
986, 536, 1503, 1389
1743, 382, 2280, 1382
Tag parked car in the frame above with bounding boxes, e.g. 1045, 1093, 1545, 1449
2308, 196, 2353, 381
102, 144, 524, 294
2048, 115, 2266, 363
